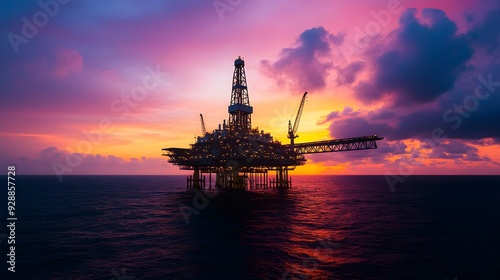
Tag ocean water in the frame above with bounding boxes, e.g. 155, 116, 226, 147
1, 175, 499, 280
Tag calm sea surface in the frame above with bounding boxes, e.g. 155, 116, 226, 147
1, 175, 499, 279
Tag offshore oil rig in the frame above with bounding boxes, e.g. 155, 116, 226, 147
162, 57, 383, 189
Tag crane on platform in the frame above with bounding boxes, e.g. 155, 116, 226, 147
287, 92, 308, 149
200, 114, 206, 135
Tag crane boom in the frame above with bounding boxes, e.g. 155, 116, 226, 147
293, 92, 307, 135
287, 92, 307, 148
200, 114, 206, 135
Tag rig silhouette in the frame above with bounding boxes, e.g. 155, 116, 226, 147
162, 57, 383, 189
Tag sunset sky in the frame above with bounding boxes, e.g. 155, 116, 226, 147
1, 0, 500, 176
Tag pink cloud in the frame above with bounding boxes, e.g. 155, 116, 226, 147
260, 26, 342, 93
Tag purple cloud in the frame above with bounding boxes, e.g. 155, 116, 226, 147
324, 7, 500, 145
261, 26, 343, 92
335, 61, 365, 86
355, 8, 474, 106
467, 8, 500, 55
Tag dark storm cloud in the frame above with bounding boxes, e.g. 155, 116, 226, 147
324, 6, 500, 149
467, 8, 500, 54
355, 8, 474, 106
261, 26, 343, 92
330, 69, 500, 143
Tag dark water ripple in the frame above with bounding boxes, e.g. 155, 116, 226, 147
0, 175, 499, 279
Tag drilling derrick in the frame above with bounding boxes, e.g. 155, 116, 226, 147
228, 57, 253, 132
162, 56, 384, 190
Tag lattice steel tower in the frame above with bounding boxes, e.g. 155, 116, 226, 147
228, 56, 253, 131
